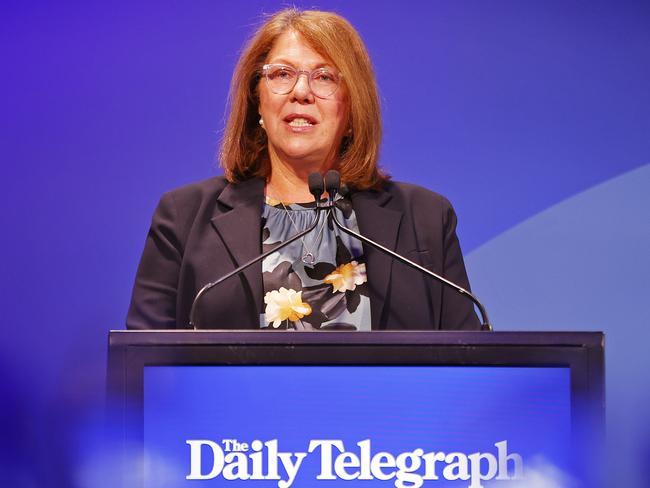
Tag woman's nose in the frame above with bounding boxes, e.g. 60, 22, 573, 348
291, 72, 314, 102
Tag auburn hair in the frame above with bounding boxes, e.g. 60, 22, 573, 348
219, 8, 388, 190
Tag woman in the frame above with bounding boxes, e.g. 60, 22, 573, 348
126, 8, 481, 331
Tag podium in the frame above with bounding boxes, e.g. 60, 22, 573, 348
107, 331, 604, 487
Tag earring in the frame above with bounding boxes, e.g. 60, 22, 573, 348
259, 118, 265, 128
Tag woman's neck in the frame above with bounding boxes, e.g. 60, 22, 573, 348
266, 158, 333, 203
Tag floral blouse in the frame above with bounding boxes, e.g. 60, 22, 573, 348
260, 196, 371, 331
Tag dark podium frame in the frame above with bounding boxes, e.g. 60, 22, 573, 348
107, 330, 604, 486
108, 330, 604, 431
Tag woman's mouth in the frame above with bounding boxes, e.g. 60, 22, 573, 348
284, 114, 318, 128
288, 117, 314, 127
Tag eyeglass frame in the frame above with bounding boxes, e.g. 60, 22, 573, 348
261, 63, 344, 99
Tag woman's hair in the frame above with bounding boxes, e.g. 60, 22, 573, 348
219, 8, 388, 190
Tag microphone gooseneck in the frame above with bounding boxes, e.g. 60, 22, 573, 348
324, 170, 492, 331
188, 172, 328, 329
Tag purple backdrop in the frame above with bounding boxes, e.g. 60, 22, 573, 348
1, 1, 648, 486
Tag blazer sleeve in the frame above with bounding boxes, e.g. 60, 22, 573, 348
439, 198, 482, 330
126, 192, 184, 329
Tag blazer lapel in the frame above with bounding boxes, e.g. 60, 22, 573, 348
210, 178, 265, 321
351, 188, 402, 329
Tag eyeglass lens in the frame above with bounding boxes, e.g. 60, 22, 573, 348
265, 65, 340, 98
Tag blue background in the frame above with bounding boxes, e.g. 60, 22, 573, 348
1, 0, 648, 486
143, 366, 570, 487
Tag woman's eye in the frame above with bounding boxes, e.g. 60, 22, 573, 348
315, 71, 335, 82
272, 68, 294, 80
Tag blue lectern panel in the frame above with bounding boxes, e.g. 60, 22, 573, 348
144, 366, 570, 487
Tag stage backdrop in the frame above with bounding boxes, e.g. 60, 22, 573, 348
1, 1, 648, 486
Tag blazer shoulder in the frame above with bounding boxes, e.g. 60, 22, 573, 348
159, 175, 229, 208
149, 176, 230, 250
382, 180, 454, 212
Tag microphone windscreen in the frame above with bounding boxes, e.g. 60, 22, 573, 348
324, 170, 341, 196
308, 172, 324, 199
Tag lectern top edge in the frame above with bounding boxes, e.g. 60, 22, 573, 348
109, 330, 604, 348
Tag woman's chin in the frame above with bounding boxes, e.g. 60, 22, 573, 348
278, 148, 330, 168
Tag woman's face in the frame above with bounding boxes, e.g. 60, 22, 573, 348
258, 30, 349, 172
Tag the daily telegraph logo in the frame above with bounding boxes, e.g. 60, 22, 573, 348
186, 438, 523, 488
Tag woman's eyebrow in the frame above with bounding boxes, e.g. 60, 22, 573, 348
267, 58, 334, 70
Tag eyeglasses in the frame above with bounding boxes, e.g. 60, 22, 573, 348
262, 64, 343, 99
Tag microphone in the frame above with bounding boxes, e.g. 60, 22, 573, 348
324, 169, 340, 205
308, 172, 325, 206
324, 170, 492, 331
188, 173, 329, 329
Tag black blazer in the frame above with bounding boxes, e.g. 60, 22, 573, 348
126, 177, 481, 330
